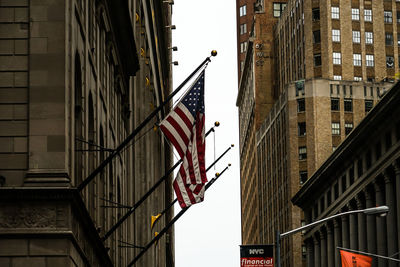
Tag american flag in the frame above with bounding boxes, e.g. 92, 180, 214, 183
159, 71, 207, 208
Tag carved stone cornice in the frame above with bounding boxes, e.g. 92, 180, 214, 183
0, 188, 113, 267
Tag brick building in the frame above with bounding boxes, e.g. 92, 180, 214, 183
0, 0, 174, 266
237, 0, 398, 266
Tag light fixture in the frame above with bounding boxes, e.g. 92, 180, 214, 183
165, 25, 176, 30
171, 61, 178, 66
168, 46, 178, 51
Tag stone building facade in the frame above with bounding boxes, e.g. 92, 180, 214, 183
292, 80, 400, 267
0, 0, 174, 266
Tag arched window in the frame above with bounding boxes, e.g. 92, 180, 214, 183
88, 93, 96, 216
74, 53, 83, 184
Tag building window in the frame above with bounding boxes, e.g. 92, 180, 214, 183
366, 54, 374, 67
240, 42, 247, 53
239, 5, 247, 16
397, 11, 400, 23
299, 146, 307, 160
386, 56, 394, 68
273, 3, 286, 17
314, 54, 322, 66
364, 9, 372, 22
331, 6, 340, 19
345, 123, 353, 135
313, 30, 321, 43
344, 98, 353, 112
334, 75, 342, 80
331, 98, 340, 111
384, 11, 393, 23
300, 171, 308, 185
240, 24, 247, 35
352, 31, 361, 43
385, 33, 394, 45
333, 52, 341, 65
365, 32, 373, 44
352, 8, 360, 20
312, 8, 320, 21
240, 61, 244, 71
332, 122, 340, 135
298, 122, 306, 136
332, 29, 340, 42
353, 53, 362, 66
354, 76, 362, 81
365, 100, 373, 112
297, 98, 305, 112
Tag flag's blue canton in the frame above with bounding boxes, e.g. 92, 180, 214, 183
181, 73, 205, 117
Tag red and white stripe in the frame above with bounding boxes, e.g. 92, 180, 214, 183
159, 102, 194, 159
172, 113, 207, 208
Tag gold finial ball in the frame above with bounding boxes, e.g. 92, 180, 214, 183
228, 163, 231, 166
216, 172, 220, 177
211, 50, 217, 57
214, 121, 220, 127
231, 144, 235, 147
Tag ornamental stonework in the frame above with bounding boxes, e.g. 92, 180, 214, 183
0, 204, 66, 229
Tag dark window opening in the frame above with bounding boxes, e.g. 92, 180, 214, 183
376, 142, 382, 159
331, 98, 340, 111
366, 150, 372, 169
314, 54, 322, 66
300, 171, 308, 185
313, 30, 321, 43
341, 176, 346, 192
312, 8, 320, 21
365, 100, 373, 112
298, 122, 306, 136
327, 190, 332, 206
297, 98, 305, 112
344, 98, 353, 112
385, 132, 392, 151
334, 183, 339, 199
357, 159, 363, 177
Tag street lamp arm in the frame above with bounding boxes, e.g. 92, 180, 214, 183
280, 206, 388, 238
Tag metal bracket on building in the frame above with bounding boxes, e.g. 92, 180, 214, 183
100, 197, 132, 209
118, 240, 145, 250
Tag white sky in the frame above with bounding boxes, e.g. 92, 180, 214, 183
171, 1, 241, 267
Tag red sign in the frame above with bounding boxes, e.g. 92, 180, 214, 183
240, 245, 274, 267
240, 257, 274, 267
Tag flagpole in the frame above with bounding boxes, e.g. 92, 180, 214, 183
127, 164, 231, 267
101, 123, 221, 241
150, 144, 234, 228
77, 51, 217, 192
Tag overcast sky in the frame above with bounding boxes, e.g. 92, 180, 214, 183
171, 1, 241, 267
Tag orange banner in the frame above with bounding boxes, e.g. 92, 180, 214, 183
340, 250, 372, 267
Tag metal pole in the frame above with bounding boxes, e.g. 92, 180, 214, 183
276, 230, 281, 267
149, 144, 234, 227
78, 54, 215, 192
101, 125, 220, 241
127, 165, 230, 266
280, 206, 388, 238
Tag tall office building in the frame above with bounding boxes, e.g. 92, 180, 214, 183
0, 0, 174, 266
237, 0, 396, 265
236, 0, 288, 245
